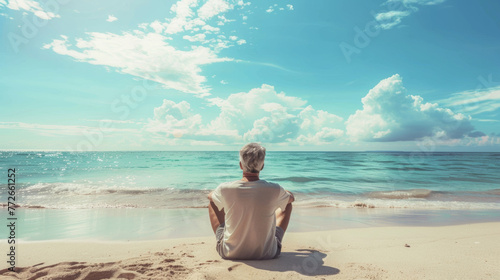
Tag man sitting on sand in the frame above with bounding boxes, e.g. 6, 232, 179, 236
207, 143, 294, 260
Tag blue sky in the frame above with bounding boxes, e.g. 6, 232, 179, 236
1, 0, 499, 151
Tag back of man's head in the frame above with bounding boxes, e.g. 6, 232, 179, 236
239, 143, 266, 173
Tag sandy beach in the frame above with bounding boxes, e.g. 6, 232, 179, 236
1, 222, 499, 279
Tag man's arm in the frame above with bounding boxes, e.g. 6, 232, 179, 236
207, 191, 214, 202
286, 190, 295, 204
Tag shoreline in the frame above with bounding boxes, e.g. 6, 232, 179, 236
2, 207, 500, 241
1, 222, 499, 279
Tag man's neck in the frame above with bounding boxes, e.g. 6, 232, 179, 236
242, 172, 260, 182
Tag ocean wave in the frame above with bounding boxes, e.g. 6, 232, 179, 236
366, 189, 435, 199
3, 182, 500, 211
1, 183, 212, 209
292, 198, 500, 210
0, 203, 45, 209
21, 183, 176, 195
4, 200, 499, 210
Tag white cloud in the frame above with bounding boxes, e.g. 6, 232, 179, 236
0, 12, 13, 20
145, 100, 202, 138
201, 24, 220, 33
164, 0, 202, 34
106, 15, 118, 22
294, 106, 345, 144
375, 10, 410, 30
229, 35, 238, 41
374, 0, 445, 30
207, 85, 343, 143
183, 33, 206, 42
243, 106, 297, 143
220, 80, 228, 84
43, 32, 230, 96
44, 0, 260, 97
198, 0, 233, 20
437, 86, 500, 115
1, 0, 60, 20
387, 0, 446, 6
149, 20, 164, 33
237, 1, 251, 8
145, 85, 344, 144
216, 14, 235, 26
346, 74, 478, 142
265, 4, 294, 14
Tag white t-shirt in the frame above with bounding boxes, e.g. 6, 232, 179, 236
211, 179, 291, 260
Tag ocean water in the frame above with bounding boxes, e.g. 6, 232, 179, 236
1, 151, 499, 210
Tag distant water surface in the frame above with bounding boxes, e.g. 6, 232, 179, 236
1, 151, 499, 210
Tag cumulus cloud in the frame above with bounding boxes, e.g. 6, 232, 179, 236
145, 100, 202, 138
216, 14, 235, 26
183, 33, 206, 42
243, 103, 299, 143
149, 20, 164, 33
145, 85, 344, 144
198, 0, 233, 20
43, 32, 230, 96
201, 24, 220, 33
237, 1, 251, 8
163, 0, 201, 34
346, 74, 479, 142
0, 0, 60, 20
206, 85, 307, 140
296, 106, 344, 144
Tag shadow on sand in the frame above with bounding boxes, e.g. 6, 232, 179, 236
237, 249, 340, 276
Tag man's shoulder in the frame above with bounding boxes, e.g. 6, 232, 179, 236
258, 179, 280, 187
218, 180, 281, 188
218, 180, 244, 188
254, 180, 283, 190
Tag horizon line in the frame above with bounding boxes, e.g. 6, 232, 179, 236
0, 149, 498, 153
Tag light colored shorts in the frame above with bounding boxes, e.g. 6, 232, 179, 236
215, 223, 285, 259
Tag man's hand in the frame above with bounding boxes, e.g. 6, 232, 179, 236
287, 190, 295, 204
207, 191, 213, 202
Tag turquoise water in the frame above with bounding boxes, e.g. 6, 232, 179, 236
8, 208, 500, 241
0, 151, 499, 209
1, 151, 499, 241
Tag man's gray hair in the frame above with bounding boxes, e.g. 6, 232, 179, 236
239, 143, 266, 173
